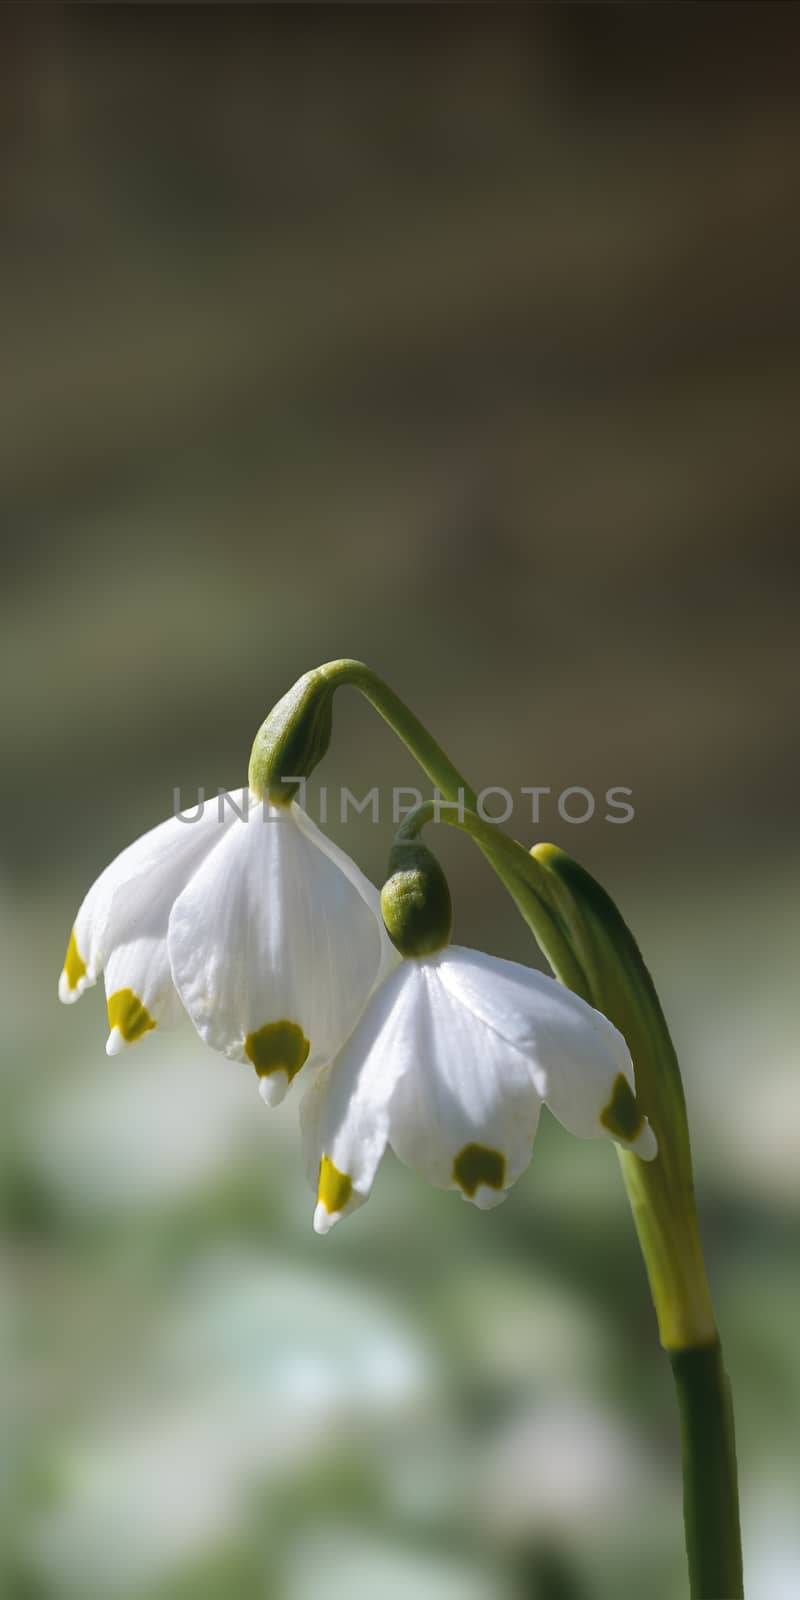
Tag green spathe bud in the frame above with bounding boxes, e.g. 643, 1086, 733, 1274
530, 842, 716, 1352
381, 838, 453, 958
248, 669, 334, 807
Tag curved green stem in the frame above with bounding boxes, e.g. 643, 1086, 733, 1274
315, 659, 478, 810
261, 661, 583, 986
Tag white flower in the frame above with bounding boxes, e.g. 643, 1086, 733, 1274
59, 793, 393, 1104
301, 945, 657, 1233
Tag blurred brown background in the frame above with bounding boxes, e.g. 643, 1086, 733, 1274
2, 7, 799, 1599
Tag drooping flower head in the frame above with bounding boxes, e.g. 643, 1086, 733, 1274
59, 790, 393, 1104
303, 837, 657, 1233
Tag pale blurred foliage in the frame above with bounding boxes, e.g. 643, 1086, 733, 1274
2, 7, 799, 1599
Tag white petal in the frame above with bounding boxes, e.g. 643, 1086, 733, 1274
387, 964, 542, 1207
167, 802, 387, 1100
102, 937, 183, 1057
291, 803, 400, 992
99, 797, 245, 1053
300, 964, 418, 1232
436, 947, 656, 1158
58, 792, 242, 1004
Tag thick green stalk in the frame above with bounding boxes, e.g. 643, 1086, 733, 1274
531, 846, 743, 1597
671, 1343, 744, 1598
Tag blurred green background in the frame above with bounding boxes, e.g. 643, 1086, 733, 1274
2, 6, 799, 1598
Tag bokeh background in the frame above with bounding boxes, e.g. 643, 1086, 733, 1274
3, 6, 799, 1598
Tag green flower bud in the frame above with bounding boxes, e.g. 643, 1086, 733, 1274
248, 670, 334, 807
381, 839, 453, 958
